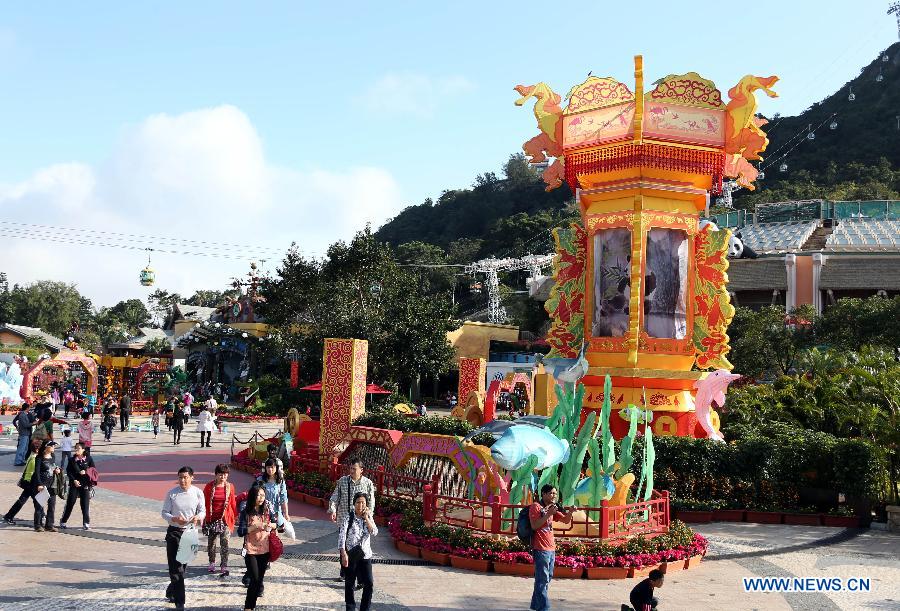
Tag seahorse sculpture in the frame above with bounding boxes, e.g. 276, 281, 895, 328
514, 82, 566, 191
723, 75, 778, 190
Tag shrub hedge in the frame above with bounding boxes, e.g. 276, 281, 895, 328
634, 423, 884, 511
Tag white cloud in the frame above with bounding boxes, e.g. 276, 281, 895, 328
0, 105, 405, 307
358, 72, 475, 118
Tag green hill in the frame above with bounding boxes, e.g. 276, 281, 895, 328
734, 41, 900, 207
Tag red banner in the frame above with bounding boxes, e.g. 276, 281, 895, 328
290, 361, 299, 389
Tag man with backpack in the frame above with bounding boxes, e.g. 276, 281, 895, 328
524, 485, 572, 611
12, 403, 35, 466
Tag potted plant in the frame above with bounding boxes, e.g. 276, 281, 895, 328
584, 557, 631, 579
821, 507, 860, 528
783, 506, 822, 526
492, 551, 535, 576
553, 555, 584, 579
448, 549, 492, 573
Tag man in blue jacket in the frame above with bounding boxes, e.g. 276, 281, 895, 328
12, 403, 35, 466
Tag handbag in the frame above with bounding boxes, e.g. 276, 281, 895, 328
344, 514, 367, 578
268, 529, 284, 562
202, 518, 227, 536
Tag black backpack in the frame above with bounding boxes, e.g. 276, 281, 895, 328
516, 507, 533, 545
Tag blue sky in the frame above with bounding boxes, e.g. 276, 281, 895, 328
0, 1, 897, 306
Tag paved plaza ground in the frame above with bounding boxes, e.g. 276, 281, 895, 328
0, 415, 898, 610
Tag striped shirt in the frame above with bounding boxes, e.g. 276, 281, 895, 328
338, 512, 378, 559
328, 475, 376, 526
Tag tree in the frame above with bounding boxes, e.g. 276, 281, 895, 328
3, 280, 83, 336
107, 299, 152, 330
185, 289, 236, 308
143, 337, 173, 354
728, 305, 817, 380
817, 295, 900, 352
148, 289, 182, 326
260, 228, 457, 394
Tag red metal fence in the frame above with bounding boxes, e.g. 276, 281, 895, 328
277, 446, 670, 541
423, 484, 670, 541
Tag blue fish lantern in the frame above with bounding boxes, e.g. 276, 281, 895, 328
490, 425, 570, 471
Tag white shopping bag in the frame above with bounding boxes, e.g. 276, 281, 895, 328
175, 525, 201, 565
282, 520, 296, 540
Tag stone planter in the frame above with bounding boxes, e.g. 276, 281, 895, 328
683, 555, 703, 569
783, 513, 822, 526
553, 565, 584, 579
287, 489, 304, 501
449, 555, 491, 572
745, 510, 783, 524
821, 515, 860, 528
396, 541, 421, 558
630, 565, 659, 578
374, 515, 388, 527
493, 561, 534, 576
585, 566, 630, 579
659, 560, 681, 573
676, 510, 713, 523
420, 548, 450, 566
712, 509, 745, 522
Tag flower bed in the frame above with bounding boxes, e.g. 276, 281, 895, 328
286, 471, 334, 506
386, 504, 708, 579
217, 415, 283, 423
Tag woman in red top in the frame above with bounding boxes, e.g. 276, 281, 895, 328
202, 463, 237, 576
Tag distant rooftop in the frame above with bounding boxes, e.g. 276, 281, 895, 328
0, 324, 67, 351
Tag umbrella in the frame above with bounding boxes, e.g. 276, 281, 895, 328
365, 383, 391, 394
299, 382, 323, 391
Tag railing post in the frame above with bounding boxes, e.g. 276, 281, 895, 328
600, 499, 610, 540
375, 465, 385, 497
662, 490, 670, 528
431, 472, 441, 497
422, 484, 435, 524
490, 498, 502, 534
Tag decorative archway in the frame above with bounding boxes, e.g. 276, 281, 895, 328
21, 351, 98, 402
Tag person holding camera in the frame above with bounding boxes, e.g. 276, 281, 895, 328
339, 491, 378, 611
529, 484, 573, 611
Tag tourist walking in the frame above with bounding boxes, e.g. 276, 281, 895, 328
242, 485, 274, 611
62, 389, 75, 418
161, 466, 205, 611
195, 405, 215, 448
266, 443, 284, 472
59, 428, 74, 474
151, 408, 161, 439
627, 568, 664, 610
256, 458, 290, 528
3, 439, 40, 525
182, 390, 193, 415
77, 413, 93, 457
101, 400, 116, 442
328, 456, 376, 579
59, 442, 95, 530
339, 491, 378, 611
529, 485, 573, 611
171, 403, 185, 445
119, 393, 132, 432
202, 464, 237, 576
12, 403, 35, 466
4, 440, 60, 530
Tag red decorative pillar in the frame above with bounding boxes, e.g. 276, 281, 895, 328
457, 357, 486, 405
319, 338, 368, 460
